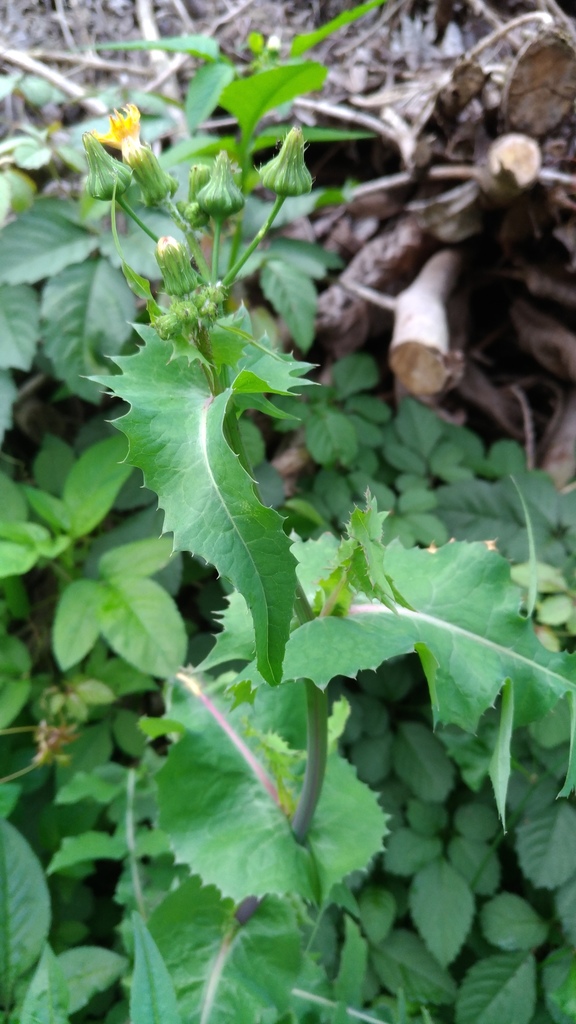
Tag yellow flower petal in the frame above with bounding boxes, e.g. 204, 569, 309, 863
93, 104, 141, 155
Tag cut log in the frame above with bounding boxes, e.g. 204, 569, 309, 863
480, 134, 542, 206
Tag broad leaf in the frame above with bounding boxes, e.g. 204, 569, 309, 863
260, 260, 317, 352
48, 831, 127, 874
371, 929, 456, 1005
53, 579, 104, 670
20, 945, 70, 1024
455, 952, 536, 1024
0, 199, 97, 285
480, 893, 548, 951
291, 0, 387, 55
58, 946, 128, 1014
384, 828, 443, 877
97, 537, 175, 582
515, 799, 576, 889
283, 541, 576, 731
62, 435, 132, 538
97, 34, 219, 58
185, 62, 235, 133
0, 284, 39, 370
0, 819, 51, 1008
93, 330, 297, 685
148, 878, 302, 1024
131, 913, 182, 1024
41, 259, 135, 401
97, 576, 187, 677
409, 858, 474, 966
219, 63, 328, 141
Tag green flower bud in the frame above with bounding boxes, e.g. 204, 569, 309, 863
82, 132, 132, 201
124, 142, 178, 206
188, 163, 211, 201
259, 127, 312, 197
155, 236, 199, 296
183, 201, 210, 229
197, 152, 245, 221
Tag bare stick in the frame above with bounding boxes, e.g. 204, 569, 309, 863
389, 250, 463, 396
479, 133, 541, 205
0, 45, 107, 114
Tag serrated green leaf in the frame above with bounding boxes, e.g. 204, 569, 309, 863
260, 259, 317, 352
371, 929, 456, 1006
455, 952, 536, 1024
62, 435, 132, 538
98, 576, 186, 677
198, 592, 256, 670
0, 284, 40, 370
409, 858, 474, 966
358, 887, 396, 945
515, 799, 576, 889
219, 62, 327, 141
149, 878, 302, 1024
480, 893, 548, 951
0, 819, 51, 1007
41, 259, 135, 401
131, 913, 182, 1024
48, 831, 127, 874
0, 370, 16, 445
58, 946, 128, 1014
0, 199, 97, 285
232, 346, 315, 397
53, 579, 104, 670
185, 62, 235, 133
282, 542, 576, 731
393, 722, 455, 801
447, 835, 501, 897
20, 945, 70, 1024
93, 331, 297, 685
333, 353, 379, 399
98, 536, 175, 582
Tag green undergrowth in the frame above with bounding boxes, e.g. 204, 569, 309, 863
1, 8, 576, 1024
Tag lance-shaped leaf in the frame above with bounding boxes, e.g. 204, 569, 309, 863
93, 329, 297, 684
283, 541, 576, 733
20, 945, 70, 1024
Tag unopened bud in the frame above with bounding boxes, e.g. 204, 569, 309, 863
155, 236, 198, 296
125, 145, 178, 207
259, 127, 312, 197
188, 163, 211, 201
197, 152, 245, 221
82, 132, 132, 201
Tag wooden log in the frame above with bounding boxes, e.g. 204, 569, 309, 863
479, 134, 542, 206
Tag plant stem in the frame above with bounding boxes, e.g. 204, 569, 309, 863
116, 196, 159, 243
126, 768, 146, 921
291, 678, 328, 844
211, 219, 222, 282
221, 195, 285, 287
164, 198, 211, 280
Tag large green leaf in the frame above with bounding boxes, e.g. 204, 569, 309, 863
480, 893, 548, 951
290, 0, 387, 55
408, 858, 474, 967
371, 929, 456, 1006
515, 798, 576, 889
41, 259, 135, 401
0, 819, 51, 1008
157, 684, 386, 904
0, 284, 40, 370
283, 541, 576, 732
185, 62, 235, 133
455, 952, 536, 1024
0, 199, 97, 285
131, 913, 182, 1024
20, 945, 70, 1024
62, 435, 132, 538
219, 63, 328, 141
53, 579, 104, 670
93, 329, 297, 685
97, 576, 187, 677
148, 878, 302, 1024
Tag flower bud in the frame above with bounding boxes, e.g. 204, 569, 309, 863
82, 132, 132, 201
188, 163, 211, 201
259, 127, 312, 197
197, 152, 245, 221
155, 236, 199, 296
183, 201, 210, 229
125, 145, 178, 207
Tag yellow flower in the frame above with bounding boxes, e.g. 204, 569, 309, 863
93, 103, 142, 161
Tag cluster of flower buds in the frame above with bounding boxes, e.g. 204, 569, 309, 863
153, 281, 225, 342
83, 104, 177, 207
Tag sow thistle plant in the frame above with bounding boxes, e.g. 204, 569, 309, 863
15, 102, 569, 1022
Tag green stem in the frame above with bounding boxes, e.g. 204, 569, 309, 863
211, 219, 222, 282
291, 678, 328, 844
126, 768, 146, 921
164, 198, 211, 280
222, 195, 285, 287
116, 196, 159, 243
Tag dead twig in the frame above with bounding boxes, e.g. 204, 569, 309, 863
0, 44, 107, 114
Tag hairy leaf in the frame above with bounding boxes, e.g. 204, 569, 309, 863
93, 330, 297, 684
